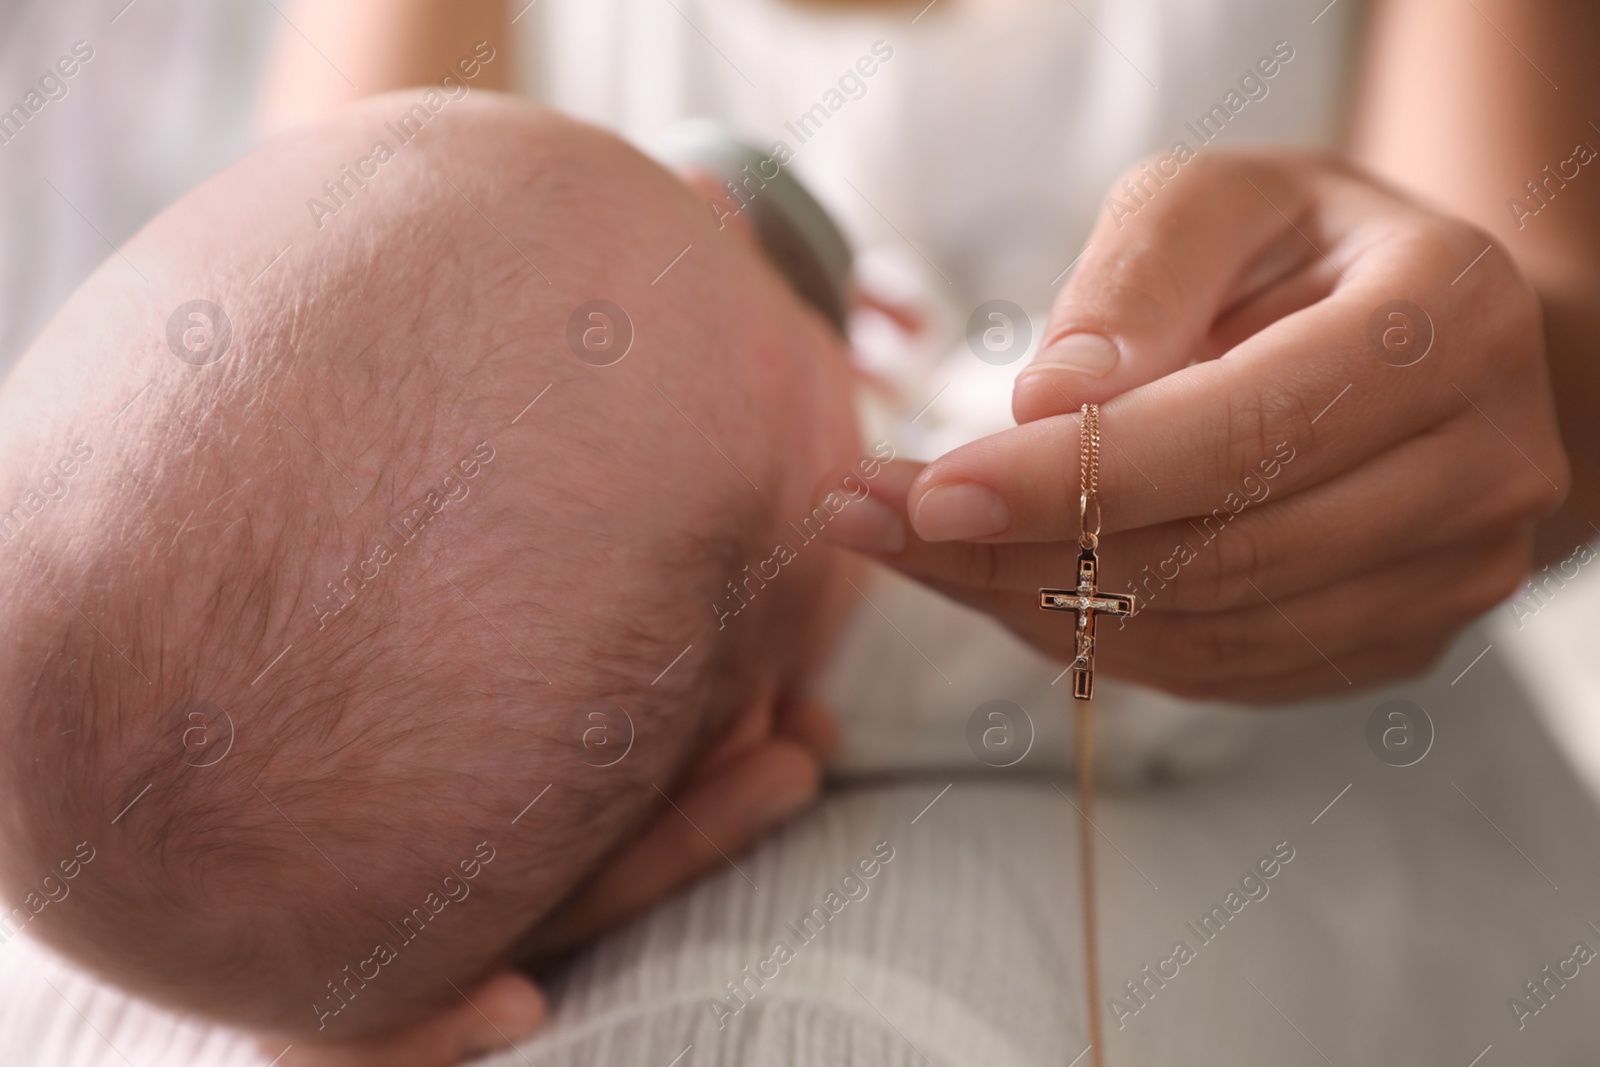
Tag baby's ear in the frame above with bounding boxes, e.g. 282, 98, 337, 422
689, 678, 779, 785
517, 716, 821, 966
775, 695, 841, 762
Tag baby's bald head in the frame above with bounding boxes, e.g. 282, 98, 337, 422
0, 93, 859, 1038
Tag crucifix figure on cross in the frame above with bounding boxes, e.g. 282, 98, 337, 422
1039, 548, 1137, 701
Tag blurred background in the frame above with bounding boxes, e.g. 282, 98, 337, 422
0, 2, 274, 378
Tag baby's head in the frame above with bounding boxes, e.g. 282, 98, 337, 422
0, 94, 863, 1039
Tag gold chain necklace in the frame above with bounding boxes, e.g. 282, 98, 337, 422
1038, 403, 1138, 1067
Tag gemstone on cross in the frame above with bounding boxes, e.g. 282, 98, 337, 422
1039, 549, 1138, 701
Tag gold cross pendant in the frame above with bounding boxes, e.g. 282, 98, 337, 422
1039, 547, 1137, 701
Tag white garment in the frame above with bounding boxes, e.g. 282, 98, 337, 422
0, 0, 272, 378
521, 0, 1358, 441
519, 0, 1366, 780
522, 0, 1357, 317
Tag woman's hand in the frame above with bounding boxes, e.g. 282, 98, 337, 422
273, 696, 834, 1066
825, 150, 1569, 704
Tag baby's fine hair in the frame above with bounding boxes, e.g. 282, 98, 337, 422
0, 94, 799, 1038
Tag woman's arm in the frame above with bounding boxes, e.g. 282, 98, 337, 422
1351, 0, 1600, 563
257, 0, 513, 134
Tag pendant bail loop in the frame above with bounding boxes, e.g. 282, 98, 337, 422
1079, 491, 1101, 552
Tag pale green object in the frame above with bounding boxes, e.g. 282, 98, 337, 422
655, 119, 853, 333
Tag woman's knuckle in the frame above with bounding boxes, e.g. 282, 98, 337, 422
1226, 384, 1315, 470
1194, 611, 1266, 671
1494, 456, 1568, 524
1407, 218, 1464, 274
1170, 530, 1251, 614
960, 544, 1005, 588
1098, 254, 1185, 320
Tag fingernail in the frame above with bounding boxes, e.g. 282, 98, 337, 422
819, 493, 907, 554
1031, 332, 1119, 378
912, 483, 1010, 541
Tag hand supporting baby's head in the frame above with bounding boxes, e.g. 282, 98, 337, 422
0, 93, 860, 1039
